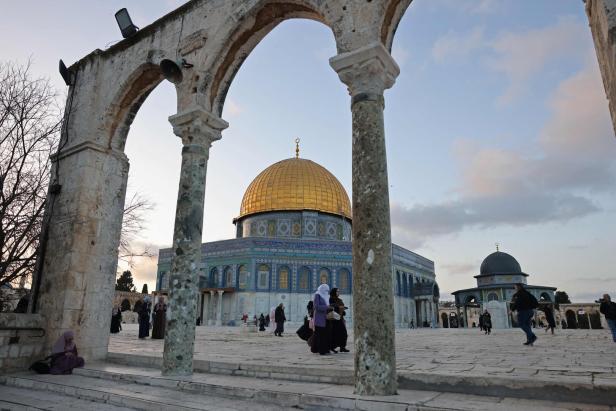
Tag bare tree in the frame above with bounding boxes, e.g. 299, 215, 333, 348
0, 61, 60, 289
119, 191, 155, 266
0, 60, 155, 298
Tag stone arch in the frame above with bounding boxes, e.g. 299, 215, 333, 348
224, 266, 234, 287
207, 1, 334, 116
104, 57, 172, 152
120, 298, 131, 312
487, 292, 499, 302
380, 0, 413, 51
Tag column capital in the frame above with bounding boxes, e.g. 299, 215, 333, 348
329, 42, 400, 99
169, 107, 229, 147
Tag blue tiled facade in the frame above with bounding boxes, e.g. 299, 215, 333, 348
156, 214, 439, 327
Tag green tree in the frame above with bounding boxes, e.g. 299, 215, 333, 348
555, 291, 571, 305
141, 283, 148, 294
115, 270, 136, 292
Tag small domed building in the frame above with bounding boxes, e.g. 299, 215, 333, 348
156, 150, 439, 328
450, 249, 556, 328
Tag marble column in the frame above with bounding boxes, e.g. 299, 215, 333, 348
216, 290, 224, 326
330, 42, 399, 396
162, 107, 228, 376
208, 290, 215, 325
201, 292, 209, 326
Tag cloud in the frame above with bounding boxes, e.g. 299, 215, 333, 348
224, 98, 243, 117
489, 16, 589, 104
439, 262, 478, 275
391, 62, 615, 246
431, 17, 590, 104
432, 27, 485, 63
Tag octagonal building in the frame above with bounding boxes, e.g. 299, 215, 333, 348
156, 151, 439, 328
451, 250, 556, 328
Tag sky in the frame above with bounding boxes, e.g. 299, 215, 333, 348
1, 0, 615, 301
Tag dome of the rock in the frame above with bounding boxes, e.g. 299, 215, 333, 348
238, 157, 351, 219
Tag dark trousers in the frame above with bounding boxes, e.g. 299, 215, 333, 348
311, 326, 330, 354
518, 309, 536, 342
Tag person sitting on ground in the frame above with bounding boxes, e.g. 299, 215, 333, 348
600, 294, 616, 343
49, 331, 85, 375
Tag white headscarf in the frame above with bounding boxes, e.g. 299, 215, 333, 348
314, 284, 330, 304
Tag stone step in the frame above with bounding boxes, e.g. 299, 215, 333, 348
0, 373, 289, 411
64, 362, 612, 411
106, 352, 353, 385
106, 352, 616, 406
0, 384, 133, 410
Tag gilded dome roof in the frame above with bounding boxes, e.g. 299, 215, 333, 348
239, 158, 351, 219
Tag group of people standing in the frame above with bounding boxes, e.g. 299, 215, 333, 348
297, 284, 349, 355
478, 310, 492, 335
110, 296, 168, 340
255, 303, 287, 336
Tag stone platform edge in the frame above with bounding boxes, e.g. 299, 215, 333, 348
106, 352, 616, 406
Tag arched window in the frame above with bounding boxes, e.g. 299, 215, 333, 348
487, 292, 499, 302
278, 266, 290, 290
224, 266, 234, 287
319, 268, 330, 285
238, 265, 249, 290
257, 264, 270, 289
209, 267, 219, 288
298, 266, 311, 291
338, 268, 350, 293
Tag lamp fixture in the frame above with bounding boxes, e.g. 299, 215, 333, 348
115, 8, 139, 39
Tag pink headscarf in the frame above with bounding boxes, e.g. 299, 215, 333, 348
51, 330, 76, 354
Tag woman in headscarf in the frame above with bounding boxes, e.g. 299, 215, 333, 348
110, 305, 122, 334
151, 298, 167, 339
274, 303, 286, 337
138, 297, 151, 339
311, 284, 333, 355
49, 331, 84, 375
259, 313, 266, 331
329, 288, 349, 352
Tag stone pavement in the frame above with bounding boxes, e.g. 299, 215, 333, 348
110, 324, 616, 385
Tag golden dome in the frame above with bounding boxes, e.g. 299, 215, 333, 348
239, 158, 351, 219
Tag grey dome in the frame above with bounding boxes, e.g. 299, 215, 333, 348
479, 251, 522, 275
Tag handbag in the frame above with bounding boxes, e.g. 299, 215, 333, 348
327, 311, 341, 321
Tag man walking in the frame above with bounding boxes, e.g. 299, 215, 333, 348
511, 283, 539, 346
600, 294, 616, 343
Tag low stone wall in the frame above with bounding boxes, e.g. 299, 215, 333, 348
0, 313, 45, 373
